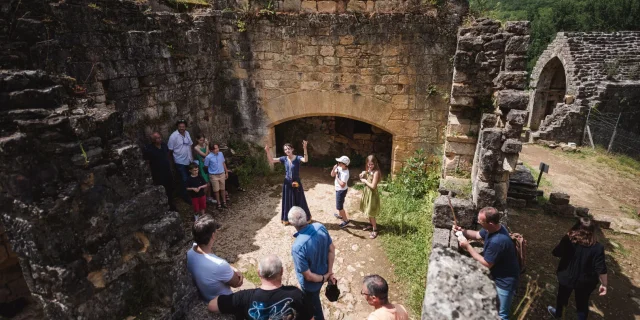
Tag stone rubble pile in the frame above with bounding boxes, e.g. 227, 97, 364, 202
506, 164, 542, 208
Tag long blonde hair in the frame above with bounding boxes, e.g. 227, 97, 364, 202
365, 155, 380, 173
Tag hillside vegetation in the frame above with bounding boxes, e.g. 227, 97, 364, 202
470, 0, 640, 69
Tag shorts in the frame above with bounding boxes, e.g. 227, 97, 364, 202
210, 173, 226, 192
191, 195, 206, 212
335, 189, 348, 210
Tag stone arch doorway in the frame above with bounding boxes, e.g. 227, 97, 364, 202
529, 57, 567, 130
274, 116, 393, 174
262, 91, 414, 174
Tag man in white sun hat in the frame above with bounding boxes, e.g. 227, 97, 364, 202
331, 155, 351, 228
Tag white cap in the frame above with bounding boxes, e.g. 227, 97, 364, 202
335, 156, 350, 166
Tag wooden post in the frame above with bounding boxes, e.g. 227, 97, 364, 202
607, 112, 622, 153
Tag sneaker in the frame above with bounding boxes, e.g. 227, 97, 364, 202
333, 213, 342, 219
207, 197, 217, 204
547, 306, 557, 318
339, 220, 350, 228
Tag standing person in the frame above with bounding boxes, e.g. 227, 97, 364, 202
264, 141, 311, 225
185, 163, 208, 220
207, 255, 314, 320
204, 143, 229, 210
193, 134, 213, 203
453, 207, 520, 320
331, 156, 350, 229
288, 206, 336, 320
361, 274, 408, 320
360, 155, 381, 239
167, 119, 193, 203
547, 217, 608, 320
187, 215, 244, 301
143, 132, 177, 211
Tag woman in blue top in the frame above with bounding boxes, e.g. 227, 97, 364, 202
264, 141, 311, 225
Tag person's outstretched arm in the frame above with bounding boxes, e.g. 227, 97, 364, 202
301, 140, 309, 163
264, 145, 280, 164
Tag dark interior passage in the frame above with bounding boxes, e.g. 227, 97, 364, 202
275, 117, 393, 174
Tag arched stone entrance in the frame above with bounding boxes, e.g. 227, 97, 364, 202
261, 91, 431, 174
528, 57, 568, 130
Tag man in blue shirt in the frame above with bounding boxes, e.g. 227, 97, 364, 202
167, 120, 193, 203
289, 206, 336, 320
204, 143, 228, 209
454, 207, 520, 320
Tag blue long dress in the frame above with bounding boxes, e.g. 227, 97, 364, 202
280, 155, 311, 222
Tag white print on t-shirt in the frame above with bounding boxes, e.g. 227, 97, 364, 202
248, 297, 295, 320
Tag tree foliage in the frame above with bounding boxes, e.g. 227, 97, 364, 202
470, 0, 640, 69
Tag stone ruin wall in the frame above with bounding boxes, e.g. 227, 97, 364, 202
1, 0, 468, 318
528, 32, 640, 144
443, 18, 530, 178
422, 18, 531, 319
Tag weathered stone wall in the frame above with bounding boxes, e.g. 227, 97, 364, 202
528, 32, 640, 143
230, 12, 466, 173
421, 247, 498, 320
0, 223, 29, 306
275, 116, 393, 171
444, 19, 530, 178
0, 70, 193, 319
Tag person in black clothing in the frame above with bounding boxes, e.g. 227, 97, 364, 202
548, 217, 608, 320
208, 255, 314, 320
186, 163, 208, 220
143, 132, 177, 211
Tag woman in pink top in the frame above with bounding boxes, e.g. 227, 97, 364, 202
362, 275, 408, 320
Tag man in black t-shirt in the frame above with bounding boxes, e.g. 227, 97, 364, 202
208, 255, 314, 320
143, 132, 176, 211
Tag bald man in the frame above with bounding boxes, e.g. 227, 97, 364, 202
143, 132, 176, 211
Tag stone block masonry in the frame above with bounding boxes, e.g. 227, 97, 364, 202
444, 19, 530, 178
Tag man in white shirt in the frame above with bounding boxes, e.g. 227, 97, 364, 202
186, 215, 244, 301
167, 120, 193, 203
331, 155, 350, 228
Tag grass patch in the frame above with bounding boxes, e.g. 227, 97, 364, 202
439, 177, 472, 199
378, 191, 435, 314
553, 146, 640, 178
620, 205, 639, 221
243, 266, 261, 286
167, 0, 209, 5
376, 150, 439, 315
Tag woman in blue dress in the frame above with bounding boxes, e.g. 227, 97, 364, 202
264, 140, 311, 225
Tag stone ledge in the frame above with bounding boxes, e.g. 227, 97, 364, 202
446, 135, 477, 144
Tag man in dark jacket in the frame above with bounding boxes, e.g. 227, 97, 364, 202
143, 132, 176, 211
454, 207, 520, 320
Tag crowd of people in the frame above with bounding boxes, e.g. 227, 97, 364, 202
143, 120, 245, 219
143, 120, 608, 319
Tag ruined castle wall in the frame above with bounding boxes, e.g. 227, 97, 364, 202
444, 19, 529, 178
528, 32, 640, 143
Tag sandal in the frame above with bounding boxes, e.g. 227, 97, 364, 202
369, 230, 378, 239
362, 225, 373, 231
238, 187, 246, 192
225, 194, 231, 202
217, 203, 222, 210
221, 203, 228, 209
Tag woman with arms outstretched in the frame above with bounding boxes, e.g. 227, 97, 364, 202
264, 141, 311, 225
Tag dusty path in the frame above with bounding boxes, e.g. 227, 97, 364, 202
202, 167, 407, 319
519, 144, 640, 233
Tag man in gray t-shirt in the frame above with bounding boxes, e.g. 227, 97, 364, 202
186, 216, 244, 301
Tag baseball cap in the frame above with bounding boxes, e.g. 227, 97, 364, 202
335, 156, 350, 166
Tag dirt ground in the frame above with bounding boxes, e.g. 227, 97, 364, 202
193, 167, 408, 320
512, 145, 640, 319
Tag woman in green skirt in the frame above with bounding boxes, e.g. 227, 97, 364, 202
194, 134, 212, 203
359, 154, 381, 239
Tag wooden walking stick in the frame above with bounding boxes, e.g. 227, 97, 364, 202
447, 194, 459, 227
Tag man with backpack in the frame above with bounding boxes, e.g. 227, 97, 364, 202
453, 207, 520, 320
